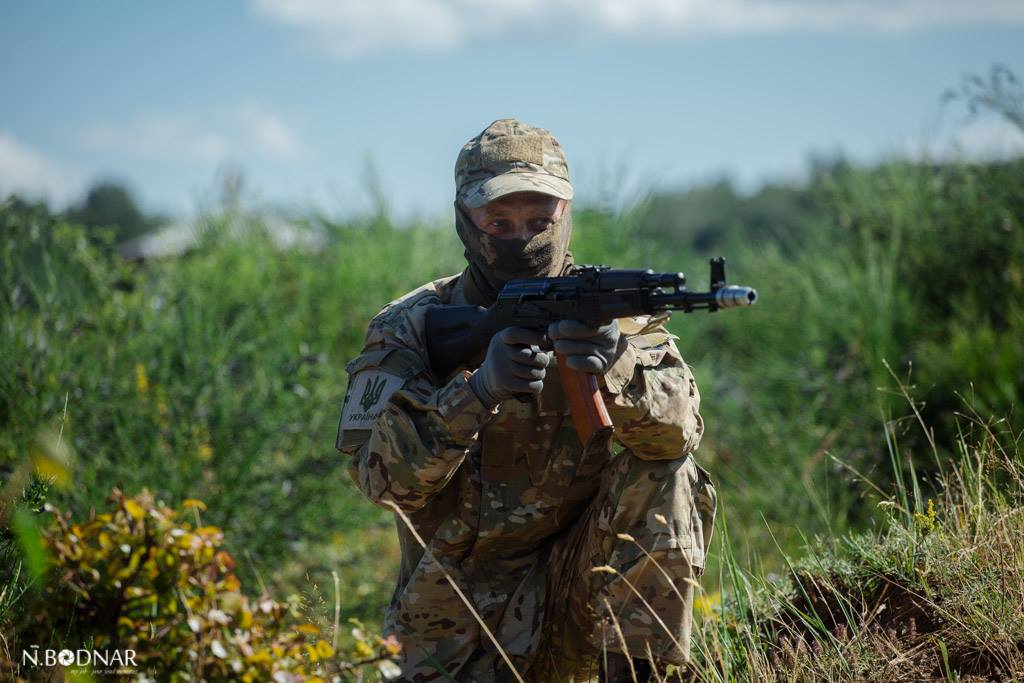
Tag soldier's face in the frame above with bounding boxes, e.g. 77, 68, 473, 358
465, 192, 566, 241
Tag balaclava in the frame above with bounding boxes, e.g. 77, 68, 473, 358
454, 119, 575, 306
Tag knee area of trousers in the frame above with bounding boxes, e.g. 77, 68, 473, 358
592, 549, 697, 667
600, 454, 715, 574
618, 546, 698, 589
603, 528, 705, 593
601, 454, 689, 528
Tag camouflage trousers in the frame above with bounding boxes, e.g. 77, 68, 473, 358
517, 450, 716, 682
389, 450, 717, 682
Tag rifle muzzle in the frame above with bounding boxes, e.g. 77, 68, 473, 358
714, 286, 758, 308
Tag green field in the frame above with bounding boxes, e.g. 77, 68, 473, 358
2, 134, 1023, 677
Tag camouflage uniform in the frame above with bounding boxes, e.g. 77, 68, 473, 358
336, 120, 717, 682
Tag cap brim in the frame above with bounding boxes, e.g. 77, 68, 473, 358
459, 172, 573, 209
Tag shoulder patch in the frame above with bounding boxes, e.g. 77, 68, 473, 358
339, 369, 405, 431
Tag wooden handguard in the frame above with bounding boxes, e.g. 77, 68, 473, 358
556, 351, 614, 445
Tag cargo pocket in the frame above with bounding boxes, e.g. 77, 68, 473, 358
689, 459, 717, 575
591, 454, 697, 569
636, 455, 716, 575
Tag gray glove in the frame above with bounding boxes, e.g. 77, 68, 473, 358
469, 327, 551, 408
546, 319, 621, 374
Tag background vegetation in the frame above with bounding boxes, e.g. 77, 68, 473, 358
1, 69, 1022, 679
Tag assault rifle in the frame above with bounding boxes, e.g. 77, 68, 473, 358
425, 257, 757, 444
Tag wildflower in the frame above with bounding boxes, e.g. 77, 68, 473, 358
914, 498, 936, 535
694, 591, 721, 620
135, 363, 149, 393
124, 499, 145, 520
379, 660, 402, 679
382, 634, 402, 655
314, 639, 334, 658
208, 609, 230, 625
33, 449, 71, 488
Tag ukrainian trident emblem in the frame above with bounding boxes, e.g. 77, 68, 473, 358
359, 376, 388, 412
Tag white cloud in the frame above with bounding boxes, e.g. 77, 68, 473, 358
84, 118, 230, 163
234, 105, 305, 160
251, 0, 1024, 57
946, 117, 1024, 161
82, 105, 305, 163
253, 0, 464, 56
892, 114, 1024, 165
0, 132, 85, 204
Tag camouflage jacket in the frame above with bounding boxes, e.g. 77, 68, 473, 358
335, 271, 704, 673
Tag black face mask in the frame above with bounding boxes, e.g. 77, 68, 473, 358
454, 201, 574, 306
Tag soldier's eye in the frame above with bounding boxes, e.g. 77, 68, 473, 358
529, 218, 553, 231
489, 219, 512, 231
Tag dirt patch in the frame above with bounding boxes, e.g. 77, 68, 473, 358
761, 571, 1023, 682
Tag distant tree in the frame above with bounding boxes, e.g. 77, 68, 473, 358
635, 177, 824, 255
2, 193, 47, 216
65, 181, 161, 244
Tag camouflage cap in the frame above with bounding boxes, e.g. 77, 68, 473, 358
455, 118, 573, 209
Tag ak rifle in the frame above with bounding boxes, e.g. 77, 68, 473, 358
426, 257, 757, 444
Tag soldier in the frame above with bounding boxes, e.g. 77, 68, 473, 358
335, 119, 716, 682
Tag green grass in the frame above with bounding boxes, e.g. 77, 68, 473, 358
691, 397, 1024, 681
0, 206, 470, 625
1, 149, 1022, 678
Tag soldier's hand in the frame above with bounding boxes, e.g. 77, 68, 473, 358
469, 327, 551, 408
547, 319, 621, 374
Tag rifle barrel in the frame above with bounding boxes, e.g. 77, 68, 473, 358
649, 285, 757, 311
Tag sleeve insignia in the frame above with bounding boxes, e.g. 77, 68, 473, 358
338, 370, 405, 431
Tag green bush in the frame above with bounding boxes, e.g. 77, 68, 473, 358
2, 488, 402, 681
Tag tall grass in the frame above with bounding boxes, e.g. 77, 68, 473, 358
654, 158, 1024, 576
1, 203, 466, 625
1, 147, 1022, 671
691, 391, 1024, 682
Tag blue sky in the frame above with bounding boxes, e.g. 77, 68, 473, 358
1, 1, 1023, 221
